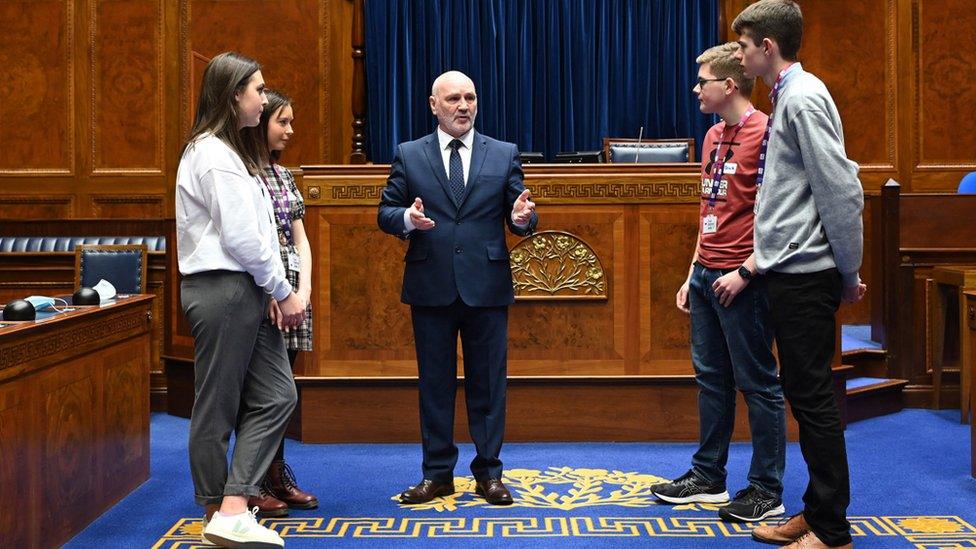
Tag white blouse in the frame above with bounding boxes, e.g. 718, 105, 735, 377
176, 133, 292, 301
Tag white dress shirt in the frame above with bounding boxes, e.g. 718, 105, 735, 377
176, 133, 293, 301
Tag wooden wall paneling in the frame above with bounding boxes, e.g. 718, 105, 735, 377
911, 0, 976, 190
187, 0, 328, 166
309, 208, 417, 376
507, 207, 627, 375
0, 0, 74, 175
639, 205, 699, 375
0, 196, 74, 218
91, 0, 164, 174
721, 0, 899, 189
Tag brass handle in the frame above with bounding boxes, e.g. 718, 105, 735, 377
309, 186, 321, 199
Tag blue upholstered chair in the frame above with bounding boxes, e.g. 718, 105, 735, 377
74, 244, 148, 295
603, 137, 696, 163
958, 171, 976, 194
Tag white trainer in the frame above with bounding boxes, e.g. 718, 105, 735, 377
199, 516, 216, 546
203, 507, 284, 548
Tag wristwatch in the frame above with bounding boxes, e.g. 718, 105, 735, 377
737, 265, 754, 280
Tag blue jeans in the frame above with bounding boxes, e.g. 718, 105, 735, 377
688, 262, 785, 497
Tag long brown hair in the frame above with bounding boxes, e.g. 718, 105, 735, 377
184, 52, 264, 175
243, 89, 292, 167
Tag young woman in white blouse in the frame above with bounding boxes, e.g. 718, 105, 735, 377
175, 51, 305, 548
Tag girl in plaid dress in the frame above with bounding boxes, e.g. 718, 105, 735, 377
243, 89, 319, 515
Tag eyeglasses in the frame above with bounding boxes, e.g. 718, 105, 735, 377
696, 77, 727, 88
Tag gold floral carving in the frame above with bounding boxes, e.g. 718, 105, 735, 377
510, 231, 607, 300
392, 467, 669, 512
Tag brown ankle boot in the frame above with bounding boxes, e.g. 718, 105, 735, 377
247, 485, 289, 517
266, 459, 319, 509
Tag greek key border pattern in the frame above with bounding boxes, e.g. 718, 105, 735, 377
322, 181, 698, 204
154, 516, 975, 546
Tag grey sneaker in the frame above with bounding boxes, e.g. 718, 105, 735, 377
718, 485, 786, 522
651, 469, 730, 504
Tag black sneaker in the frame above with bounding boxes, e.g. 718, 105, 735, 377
718, 485, 786, 522
651, 470, 730, 504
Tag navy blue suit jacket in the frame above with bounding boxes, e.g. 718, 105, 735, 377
377, 131, 538, 307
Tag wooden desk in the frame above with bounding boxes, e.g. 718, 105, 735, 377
0, 295, 153, 548
966, 291, 976, 477
927, 266, 976, 419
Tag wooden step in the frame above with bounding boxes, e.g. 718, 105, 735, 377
841, 348, 887, 378
845, 377, 908, 423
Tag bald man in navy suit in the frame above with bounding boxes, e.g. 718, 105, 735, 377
378, 71, 538, 506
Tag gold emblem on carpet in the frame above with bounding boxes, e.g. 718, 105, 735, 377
391, 467, 687, 511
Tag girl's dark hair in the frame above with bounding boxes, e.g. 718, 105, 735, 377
244, 89, 293, 166
185, 52, 264, 175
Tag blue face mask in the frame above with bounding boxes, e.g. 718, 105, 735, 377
24, 296, 68, 312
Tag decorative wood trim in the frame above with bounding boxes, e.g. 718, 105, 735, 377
0, 195, 74, 217
179, 0, 191, 140
89, 195, 165, 217
349, 0, 367, 163
321, 0, 332, 163
0, 307, 148, 373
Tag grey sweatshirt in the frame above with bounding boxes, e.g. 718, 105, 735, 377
753, 65, 864, 288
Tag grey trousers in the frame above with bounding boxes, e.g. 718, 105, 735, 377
181, 270, 297, 506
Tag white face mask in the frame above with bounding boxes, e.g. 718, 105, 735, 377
92, 279, 118, 303
24, 295, 69, 313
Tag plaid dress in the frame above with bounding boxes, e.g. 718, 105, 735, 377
262, 164, 312, 351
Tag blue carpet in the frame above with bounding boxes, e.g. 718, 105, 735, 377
65, 410, 976, 548
842, 324, 883, 352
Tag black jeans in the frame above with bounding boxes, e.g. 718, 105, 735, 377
765, 269, 851, 546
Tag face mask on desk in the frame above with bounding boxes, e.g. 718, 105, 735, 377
24, 295, 69, 313
92, 279, 117, 302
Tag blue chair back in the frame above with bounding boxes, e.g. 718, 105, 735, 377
958, 172, 976, 194
75, 244, 147, 294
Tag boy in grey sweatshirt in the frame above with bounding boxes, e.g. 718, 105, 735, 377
733, 2, 865, 549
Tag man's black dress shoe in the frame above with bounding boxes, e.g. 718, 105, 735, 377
399, 479, 455, 504
475, 478, 514, 505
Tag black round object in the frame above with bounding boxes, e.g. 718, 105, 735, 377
3, 299, 36, 321
73, 287, 100, 306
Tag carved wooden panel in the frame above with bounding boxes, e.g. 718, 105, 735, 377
310, 209, 415, 375
89, 194, 165, 218
187, 0, 323, 165
0, 0, 73, 174
102, 344, 149, 483
42, 369, 97, 539
915, 0, 976, 171
511, 231, 608, 300
508, 208, 626, 375
639, 206, 700, 374
92, 0, 164, 173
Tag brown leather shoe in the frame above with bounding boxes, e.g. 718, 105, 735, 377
399, 479, 455, 504
475, 478, 514, 505
752, 513, 810, 545
247, 487, 289, 518
266, 459, 319, 509
785, 531, 852, 548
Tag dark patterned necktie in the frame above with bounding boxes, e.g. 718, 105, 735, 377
448, 139, 465, 202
